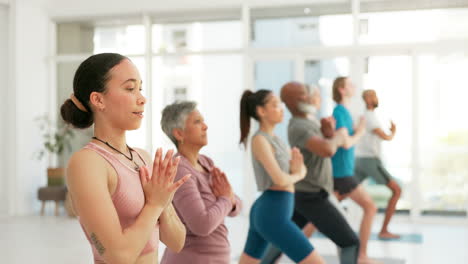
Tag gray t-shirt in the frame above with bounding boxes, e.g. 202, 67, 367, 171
288, 117, 333, 194
251, 130, 291, 192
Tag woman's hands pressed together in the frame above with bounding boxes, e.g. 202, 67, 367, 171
211, 167, 235, 205
139, 148, 191, 209
289, 147, 306, 180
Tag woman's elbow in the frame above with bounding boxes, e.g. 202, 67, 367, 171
106, 249, 138, 264
272, 178, 289, 187
175, 240, 185, 253
174, 227, 187, 252
169, 237, 186, 253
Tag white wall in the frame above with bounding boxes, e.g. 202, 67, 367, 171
5, 0, 50, 216
0, 5, 9, 217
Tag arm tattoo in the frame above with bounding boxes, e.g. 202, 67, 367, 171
90, 232, 106, 256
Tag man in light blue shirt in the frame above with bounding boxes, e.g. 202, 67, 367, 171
332, 103, 357, 179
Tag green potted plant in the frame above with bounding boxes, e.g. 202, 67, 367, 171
36, 115, 75, 186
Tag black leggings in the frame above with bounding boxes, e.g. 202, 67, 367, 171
260, 190, 359, 264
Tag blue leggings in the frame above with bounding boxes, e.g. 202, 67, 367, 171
243, 190, 314, 263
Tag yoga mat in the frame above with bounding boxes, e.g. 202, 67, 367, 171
313, 232, 423, 244
233, 255, 406, 264
282, 255, 405, 264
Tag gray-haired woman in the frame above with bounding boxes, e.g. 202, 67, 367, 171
160, 101, 242, 264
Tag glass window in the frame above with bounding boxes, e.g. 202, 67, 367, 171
254, 60, 295, 143
94, 25, 145, 54
359, 8, 468, 44
304, 57, 350, 117
152, 21, 241, 53
252, 15, 353, 48
418, 53, 468, 213
57, 22, 145, 55
362, 55, 413, 210
56, 22, 94, 54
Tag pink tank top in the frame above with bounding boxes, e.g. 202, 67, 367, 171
79, 142, 159, 262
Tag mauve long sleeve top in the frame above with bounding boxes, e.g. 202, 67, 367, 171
160, 153, 242, 264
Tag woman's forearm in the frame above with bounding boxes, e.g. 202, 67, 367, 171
159, 204, 186, 252
113, 204, 164, 264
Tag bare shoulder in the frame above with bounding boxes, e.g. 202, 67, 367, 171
251, 134, 275, 162
251, 133, 266, 146
67, 149, 108, 184
68, 148, 105, 169
252, 134, 273, 152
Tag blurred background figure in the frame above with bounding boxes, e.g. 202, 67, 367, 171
355, 89, 401, 239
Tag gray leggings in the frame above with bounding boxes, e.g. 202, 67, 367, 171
260, 190, 359, 264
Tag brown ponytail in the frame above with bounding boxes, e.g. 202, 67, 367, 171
239, 89, 271, 147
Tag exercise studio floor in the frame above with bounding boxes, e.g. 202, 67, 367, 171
0, 212, 466, 264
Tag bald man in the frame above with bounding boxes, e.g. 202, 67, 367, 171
355, 90, 401, 239
260, 82, 359, 264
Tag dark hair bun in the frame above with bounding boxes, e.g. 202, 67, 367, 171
60, 99, 93, 129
